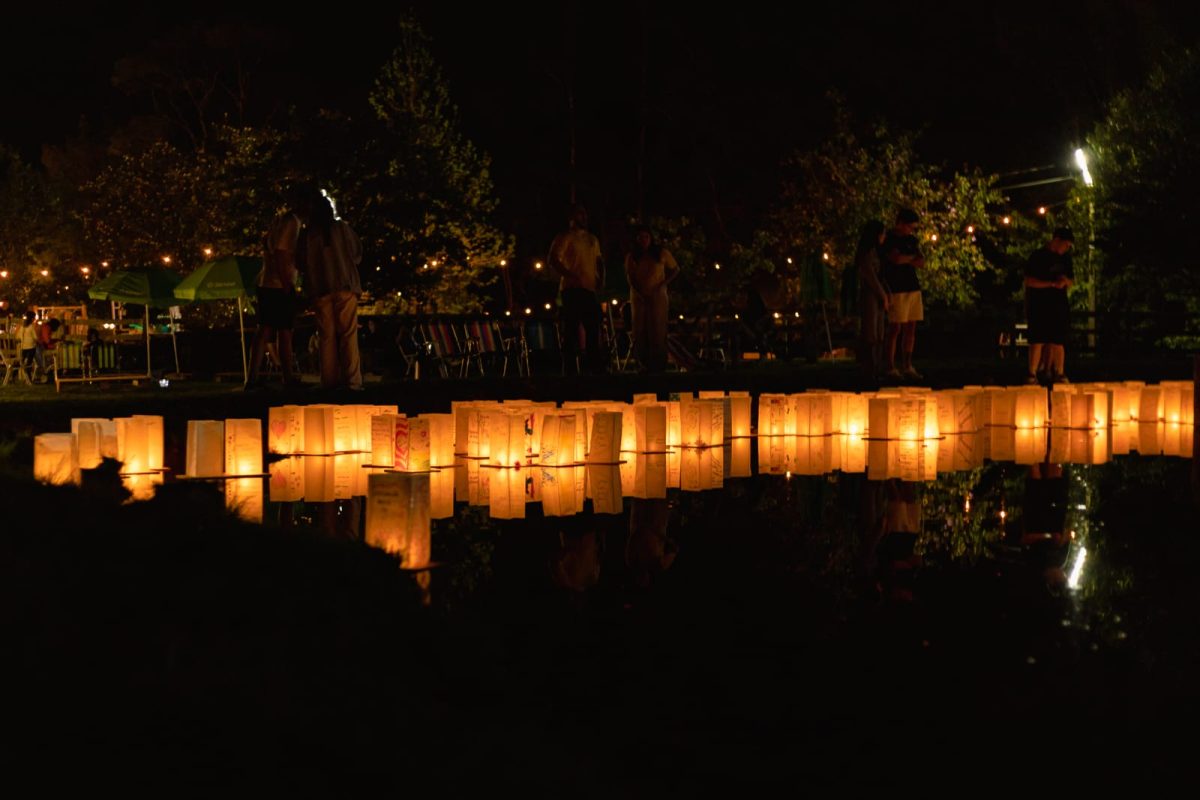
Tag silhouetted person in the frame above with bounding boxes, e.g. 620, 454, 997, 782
1024, 227, 1075, 384
548, 204, 605, 374
625, 224, 680, 372
882, 208, 925, 380
248, 185, 309, 389
855, 220, 889, 380
301, 188, 364, 390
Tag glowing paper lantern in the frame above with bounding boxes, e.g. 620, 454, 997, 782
72, 418, 117, 468
366, 472, 431, 567
793, 393, 834, 437
868, 396, 926, 441
1014, 427, 1048, 465
792, 434, 836, 475
225, 477, 264, 523
588, 464, 624, 513
729, 438, 752, 478
634, 404, 668, 452
680, 399, 724, 448
1159, 383, 1186, 424
540, 414, 580, 466
757, 435, 791, 474
333, 453, 358, 499
1111, 419, 1133, 455
268, 405, 305, 455
453, 402, 482, 457
420, 413, 456, 467
1139, 387, 1164, 424
34, 433, 78, 485
303, 405, 336, 455
1179, 385, 1194, 426
225, 419, 263, 476
353, 405, 398, 454
758, 394, 790, 437
587, 411, 624, 463
269, 457, 305, 502
665, 401, 682, 448
370, 414, 404, 467
486, 411, 528, 468
186, 420, 225, 477
1161, 423, 1186, 457
117, 416, 157, 475
868, 439, 935, 481
633, 393, 658, 405
933, 390, 979, 436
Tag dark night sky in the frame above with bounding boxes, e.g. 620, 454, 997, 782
3, 1, 1197, 244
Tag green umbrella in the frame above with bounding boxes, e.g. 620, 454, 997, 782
174, 256, 262, 383
88, 267, 184, 376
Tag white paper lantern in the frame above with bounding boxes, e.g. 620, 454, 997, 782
539, 414, 580, 466
541, 465, 584, 516
117, 416, 158, 475
587, 411, 624, 463
486, 411, 528, 468
225, 419, 263, 476
680, 398, 724, 448
757, 434, 791, 474
758, 394, 790, 437
268, 405, 305, 455
420, 413, 456, 467
72, 418, 117, 468
302, 405, 336, 455
34, 433, 79, 485
186, 420, 225, 477
634, 404, 668, 452
868, 396, 927, 441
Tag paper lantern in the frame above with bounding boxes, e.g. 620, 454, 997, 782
302, 405, 336, 455
224, 419, 263, 476
1161, 422, 1186, 457
268, 405, 305, 455
420, 413, 456, 467
868, 396, 927, 441
933, 390, 979, 436
34, 433, 79, 485
587, 464, 624, 513
116, 416, 158, 475
269, 456, 305, 502
366, 472, 431, 567
122, 472, 162, 502
489, 467, 527, 519
370, 414, 403, 467
186, 420, 225, 477
634, 404, 668, 452
540, 414, 580, 466
486, 410, 528, 468
541, 465, 584, 516
429, 467, 455, 519
587, 411, 623, 463
680, 399, 724, 448
72, 418, 117, 468
352, 405, 397, 454
329, 405, 360, 452
633, 392, 658, 405
225, 477, 264, 523
453, 402, 483, 457
793, 393, 834, 437
1159, 383, 1186, 424
372, 415, 431, 471
1179, 385, 1195, 426
758, 394, 790, 437
621, 452, 668, 498
680, 446, 723, 491
666, 448, 682, 488
1053, 389, 1108, 429
729, 438, 752, 478
665, 401, 682, 448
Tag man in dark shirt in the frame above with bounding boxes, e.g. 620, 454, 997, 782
1024, 227, 1075, 383
882, 208, 925, 380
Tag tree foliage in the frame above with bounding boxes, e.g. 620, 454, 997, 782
772, 109, 1004, 309
0, 145, 78, 309
360, 15, 512, 313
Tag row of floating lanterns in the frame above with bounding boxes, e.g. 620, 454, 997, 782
30, 380, 1194, 570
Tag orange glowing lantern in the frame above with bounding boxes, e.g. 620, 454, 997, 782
72, 418, 117, 468
729, 437, 752, 477
420, 413, 456, 467
587, 464, 624, 513
680, 446, 723, 491
868, 396, 926, 441
224, 419, 262, 476
634, 404, 668, 452
225, 477, 264, 523
540, 414, 580, 466
489, 467, 527, 519
486, 411, 528, 468
587, 411, 624, 463
302, 405, 336, 455
680, 398, 724, 448
269, 456, 305, 502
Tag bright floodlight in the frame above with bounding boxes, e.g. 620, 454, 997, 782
1074, 148, 1094, 187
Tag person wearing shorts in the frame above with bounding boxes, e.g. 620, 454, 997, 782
881, 208, 925, 380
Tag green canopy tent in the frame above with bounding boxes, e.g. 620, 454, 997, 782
87, 267, 184, 376
174, 256, 261, 383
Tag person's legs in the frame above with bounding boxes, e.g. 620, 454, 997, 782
1028, 342, 1044, 380
1048, 344, 1066, 379
885, 323, 901, 373
560, 289, 584, 374
313, 294, 339, 388
901, 322, 917, 370
333, 290, 362, 389
580, 290, 603, 373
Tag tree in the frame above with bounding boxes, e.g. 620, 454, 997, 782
771, 107, 1004, 310
1086, 48, 1200, 311
359, 15, 511, 313
0, 145, 79, 310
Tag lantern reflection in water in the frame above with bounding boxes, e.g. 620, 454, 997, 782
366, 472, 431, 568
225, 477, 264, 523
34, 433, 79, 485
121, 471, 162, 502
587, 464, 623, 513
